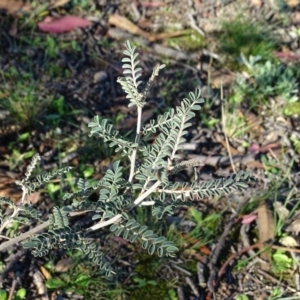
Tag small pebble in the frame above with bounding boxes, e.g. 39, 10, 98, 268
93, 71, 108, 83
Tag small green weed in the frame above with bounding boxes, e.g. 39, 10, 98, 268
4, 148, 35, 170
218, 17, 277, 68
0, 288, 26, 300
0, 67, 62, 127
187, 207, 220, 247
45, 257, 124, 299
271, 249, 295, 274
0, 290, 6, 300
223, 103, 248, 139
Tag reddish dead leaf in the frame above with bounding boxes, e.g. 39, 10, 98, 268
112, 236, 128, 245
248, 142, 283, 155
199, 245, 211, 255
241, 213, 257, 224
248, 142, 260, 154
259, 142, 282, 154
274, 51, 300, 62
38, 15, 91, 33
193, 0, 201, 7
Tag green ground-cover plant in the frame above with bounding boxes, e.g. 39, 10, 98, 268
0, 41, 257, 279
0, 63, 76, 129
230, 54, 299, 108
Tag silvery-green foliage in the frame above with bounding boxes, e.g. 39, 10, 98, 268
49, 207, 69, 228
0, 197, 41, 227
22, 226, 115, 276
88, 118, 138, 156
15, 155, 73, 196
235, 54, 299, 103
116, 40, 165, 108
0, 41, 257, 276
117, 40, 143, 107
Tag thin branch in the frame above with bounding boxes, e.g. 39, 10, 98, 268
207, 196, 248, 292
0, 221, 50, 252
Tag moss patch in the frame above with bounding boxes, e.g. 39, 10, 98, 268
129, 280, 174, 300
284, 102, 300, 116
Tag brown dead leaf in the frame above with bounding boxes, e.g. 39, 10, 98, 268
283, 0, 300, 7
241, 109, 263, 136
108, 14, 188, 42
108, 14, 150, 39
137, 17, 152, 30
209, 69, 236, 88
214, 132, 241, 155
0, 169, 22, 202
256, 202, 275, 271
274, 202, 290, 222
0, 0, 32, 15
286, 219, 300, 235
49, 0, 70, 9
40, 265, 52, 280
55, 258, 74, 273
291, 12, 300, 24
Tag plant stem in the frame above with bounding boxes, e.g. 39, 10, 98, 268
88, 180, 161, 232
128, 106, 142, 183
